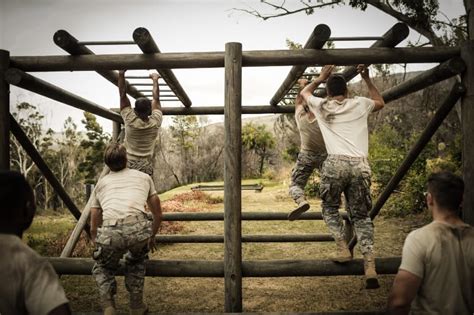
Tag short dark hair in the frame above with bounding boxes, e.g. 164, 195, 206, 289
0, 171, 36, 231
134, 97, 151, 119
427, 171, 464, 212
326, 74, 347, 97
104, 143, 127, 172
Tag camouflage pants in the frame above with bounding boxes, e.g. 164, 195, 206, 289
92, 216, 152, 298
127, 158, 154, 176
289, 151, 327, 202
319, 155, 374, 255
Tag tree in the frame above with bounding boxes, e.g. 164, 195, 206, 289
242, 122, 276, 176
233, 0, 467, 46
79, 112, 110, 184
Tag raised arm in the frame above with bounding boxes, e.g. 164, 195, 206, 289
295, 78, 308, 111
118, 70, 131, 111
357, 65, 385, 112
149, 73, 162, 111
300, 65, 334, 104
147, 194, 163, 252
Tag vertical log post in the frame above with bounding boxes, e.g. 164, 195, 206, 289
0, 50, 10, 170
224, 42, 242, 312
462, 0, 474, 225
112, 121, 121, 142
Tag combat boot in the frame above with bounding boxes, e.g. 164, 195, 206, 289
129, 292, 148, 315
364, 252, 380, 289
100, 294, 116, 315
330, 239, 353, 263
288, 197, 310, 221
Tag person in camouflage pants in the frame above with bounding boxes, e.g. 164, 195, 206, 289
288, 79, 327, 221
90, 144, 162, 314
300, 65, 385, 289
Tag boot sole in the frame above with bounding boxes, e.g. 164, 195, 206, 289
288, 203, 310, 221
365, 277, 380, 289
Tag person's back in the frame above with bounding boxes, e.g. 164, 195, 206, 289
400, 221, 474, 314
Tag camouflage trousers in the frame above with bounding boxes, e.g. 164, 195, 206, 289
92, 215, 152, 298
127, 158, 154, 176
289, 150, 327, 202
319, 155, 374, 255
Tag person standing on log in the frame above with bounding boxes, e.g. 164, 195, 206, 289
288, 78, 327, 221
118, 71, 163, 176
90, 144, 163, 314
299, 64, 385, 289
0, 171, 71, 315
388, 172, 474, 315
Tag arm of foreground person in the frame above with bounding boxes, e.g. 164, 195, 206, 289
387, 269, 421, 315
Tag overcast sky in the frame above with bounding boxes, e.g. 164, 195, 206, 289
0, 0, 465, 133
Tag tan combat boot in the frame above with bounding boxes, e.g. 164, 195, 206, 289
330, 239, 353, 263
100, 294, 116, 315
129, 292, 148, 315
288, 197, 310, 221
364, 252, 380, 289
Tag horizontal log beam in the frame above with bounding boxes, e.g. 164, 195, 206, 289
10, 47, 460, 71
161, 105, 294, 115
77, 40, 135, 45
382, 57, 466, 103
48, 257, 400, 277
162, 211, 348, 221
53, 30, 147, 100
133, 27, 192, 107
156, 234, 334, 243
270, 24, 331, 106
5, 68, 123, 123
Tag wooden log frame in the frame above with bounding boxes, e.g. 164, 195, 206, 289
314, 23, 410, 98
47, 256, 401, 277
0, 50, 9, 170
133, 27, 192, 107
5, 68, 123, 123
53, 30, 147, 100
191, 184, 263, 192
155, 234, 334, 243
269, 24, 331, 106
162, 211, 348, 221
10, 46, 460, 72
9, 115, 85, 223
224, 42, 243, 312
461, 0, 474, 226
348, 82, 466, 251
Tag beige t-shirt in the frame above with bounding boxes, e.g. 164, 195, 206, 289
0, 234, 69, 315
91, 168, 157, 221
295, 104, 326, 154
121, 106, 162, 160
308, 96, 375, 157
399, 221, 474, 315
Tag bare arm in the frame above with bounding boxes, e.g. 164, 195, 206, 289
300, 65, 334, 104
387, 270, 422, 315
147, 194, 163, 252
357, 65, 385, 112
90, 207, 102, 243
295, 78, 308, 110
118, 70, 131, 111
150, 73, 162, 111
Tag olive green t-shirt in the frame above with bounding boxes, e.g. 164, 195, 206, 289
399, 221, 474, 314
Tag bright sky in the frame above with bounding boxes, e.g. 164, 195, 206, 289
0, 0, 465, 134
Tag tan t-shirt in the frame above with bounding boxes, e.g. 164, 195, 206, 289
91, 168, 157, 221
0, 234, 69, 315
121, 106, 163, 160
308, 96, 375, 157
295, 104, 326, 154
399, 221, 474, 315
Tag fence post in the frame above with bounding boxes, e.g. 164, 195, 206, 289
0, 50, 10, 170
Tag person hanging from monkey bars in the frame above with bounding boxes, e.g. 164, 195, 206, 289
118, 70, 163, 176
287, 78, 327, 221
299, 64, 385, 289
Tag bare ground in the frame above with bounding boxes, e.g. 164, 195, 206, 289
27, 180, 429, 313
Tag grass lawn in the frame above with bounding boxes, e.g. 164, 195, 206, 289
25, 179, 429, 313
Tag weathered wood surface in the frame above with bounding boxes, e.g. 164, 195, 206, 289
161, 211, 348, 221
155, 234, 334, 243
11, 47, 460, 71
5, 68, 123, 123
0, 50, 9, 170
224, 42, 243, 312
133, 27, 192, 107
